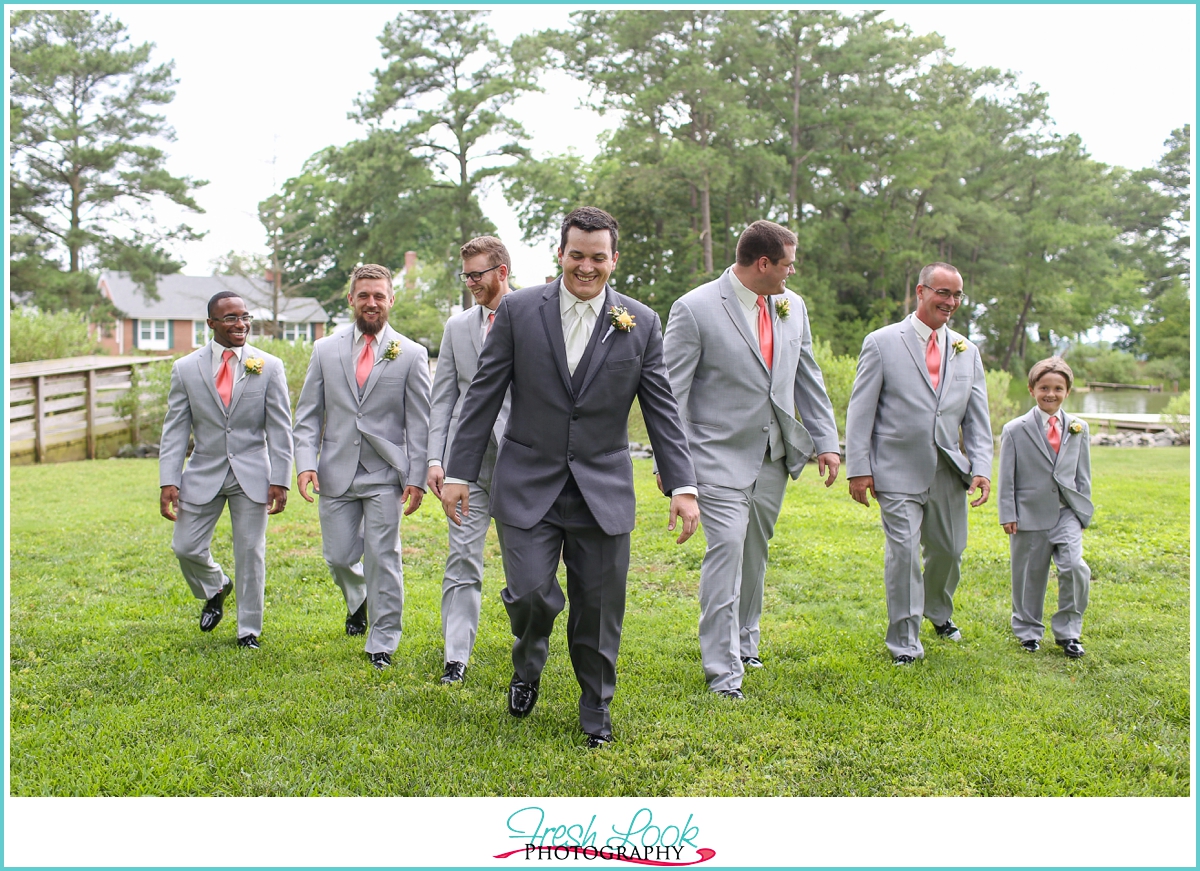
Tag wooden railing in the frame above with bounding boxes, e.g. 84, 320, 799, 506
9, 355, 168, 464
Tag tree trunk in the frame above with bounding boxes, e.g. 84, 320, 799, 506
459, 147, 473, 309
1001, 291, 1036, 370
700, 174, 713, 274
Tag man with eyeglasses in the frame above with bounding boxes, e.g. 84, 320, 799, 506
294, 263, 431, 671
159, 291, 294, 649
845, 261, 993, 666
425, 236, 515, 685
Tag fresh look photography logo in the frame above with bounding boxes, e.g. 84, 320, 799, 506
495, 807, 716, 865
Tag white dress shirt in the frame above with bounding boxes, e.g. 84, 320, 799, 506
209, 340, 244, 377
729, 271, 769, 347
908, 313, 945, 360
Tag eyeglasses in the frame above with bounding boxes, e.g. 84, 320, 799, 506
922, 286, 967, 304
458, 264, 503, 283
215, 314, 254, 325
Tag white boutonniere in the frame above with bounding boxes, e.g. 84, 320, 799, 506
383, 340, 401, 361
243, 357, 265, 375
952, 339, 968, 354
1068, 420, 1083, 435
602, 304, 636, 344
774, 297, 791, 320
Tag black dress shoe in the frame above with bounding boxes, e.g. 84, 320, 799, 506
1057, 638, 1085, 659
892, 654, 917, 666
714, 688, 745, 700
934, 620, 962, 641
1020, 639, 1040, 653
199, 580, 233, 632
740, 656, 764, 669
237, 634, 260, 649
508, 676, 540, 717
345, 602, 368, 636
440, 661, 467, 684
370, 652, 392, 670
585, 732, 614, 749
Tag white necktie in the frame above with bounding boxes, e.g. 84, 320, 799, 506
565, 299, 594, 374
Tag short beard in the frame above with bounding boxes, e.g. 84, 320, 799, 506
356, 314, 384, 335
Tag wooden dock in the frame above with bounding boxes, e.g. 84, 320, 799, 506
1073, 412, 1185, 433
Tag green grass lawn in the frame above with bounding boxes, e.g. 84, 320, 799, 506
8, 447, 1190, 796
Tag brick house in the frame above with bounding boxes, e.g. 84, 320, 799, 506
95, 271, 328, 355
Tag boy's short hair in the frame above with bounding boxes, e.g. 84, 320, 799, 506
1027, 356, 1074, 390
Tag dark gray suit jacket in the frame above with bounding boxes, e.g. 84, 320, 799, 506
446, 280, 696, 536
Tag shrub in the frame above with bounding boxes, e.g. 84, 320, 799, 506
1163, 389, 1191, 435
253, 337, 316, 415
811, 338, 858, 438
9, 307, 99, 363
1065, 344, 1138, 385
985, 369, 1022, 435
113, 357, 175, 445
1142, 356, 1189, 388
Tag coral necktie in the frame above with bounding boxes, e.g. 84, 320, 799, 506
357, 334, 375, 388
215, 349, 235, 406
756, 296, 773, 371
487, 312, 495, 334
1048, 415, 1061, 454
926, 333, 941, 390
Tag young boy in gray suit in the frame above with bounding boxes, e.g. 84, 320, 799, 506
998, 356, 1094, 659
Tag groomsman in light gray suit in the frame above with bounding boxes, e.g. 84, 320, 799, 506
293, 264, 431, 671
160, 291, 294, 649
662, 220, 841, 698
441, 207, 699, 748
845, 261, 993, 665
426, 236, 514, 685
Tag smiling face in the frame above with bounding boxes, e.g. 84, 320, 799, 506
756, 245, 797, 296
558, 227, 618, 300
208, 296, 250, 348
1030, 370, 1070, 416
914, 266, 963, 330
348, 276, 394, 335
461, 252, 508, 309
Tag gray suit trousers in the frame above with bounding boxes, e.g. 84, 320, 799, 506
697, 453, 788, 692
1011, 507, 1090, 642
876, 455, 968, 659
498, 477, 629, 736
442, 478, 505, 663
319, 469, 405, 655
172, 469, 267, 638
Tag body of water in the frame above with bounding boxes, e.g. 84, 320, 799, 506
1007, 384, 1181, 415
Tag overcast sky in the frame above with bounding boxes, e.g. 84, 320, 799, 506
88, 5, 1199, 285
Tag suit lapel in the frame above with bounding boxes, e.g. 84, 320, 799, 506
719, 272, 769, 375
576, 287, 619, 398
339, 328, 361, 400
769, 296, 787, 378
1021, 408, 1054, 463
197, 344, 225, 411
900, 320, 936, 396
470, 305, 485, 358
227, 344, 254, 416
539, 279, 575, 397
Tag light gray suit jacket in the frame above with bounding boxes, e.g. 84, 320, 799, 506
663, 269, 840, 489
428, 303, 510, 468
998, 408, 1093, 530
293, 323, 431, 498
159, 343, 293, 505
845, 316, 993, 493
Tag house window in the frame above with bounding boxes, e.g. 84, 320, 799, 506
282, 322, 312, 342
193, 320, 211, 348
137, 319, 169, 351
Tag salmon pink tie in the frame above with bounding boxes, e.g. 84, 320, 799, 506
756, 296, 773, 370
215, 349, 235, 406
1048, 414, 1061, 454
926, 333, 941, 390
487, 311, 495, 333
356, 334, 375, 388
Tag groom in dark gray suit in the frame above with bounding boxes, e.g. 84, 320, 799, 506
441, 207, 699, 748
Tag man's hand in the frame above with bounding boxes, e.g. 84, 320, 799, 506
267, 485, 288, 515
667, 493, 700, 544
402, 485, 424, 516
160, 485, 179, 521
441, 482, 469, 526
969, 476, 991, 508
848, 475, 875, 507
426, 464, 445, 499
816, 452, 841, 487
297, 471, 320, 503
1002, 522, 1018, 535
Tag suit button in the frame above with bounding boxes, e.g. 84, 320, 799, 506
227, 428, 232, 433
357, 413, 363, 419
228, 453, 233, 459
572, 413, 579, 420
354, 439, 360, 446
568, 454, 575, 462
762, 426, 770, 432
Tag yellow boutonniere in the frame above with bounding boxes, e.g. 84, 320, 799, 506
609, 305, 636, 332
774, 297, 791, 320
1068, 420, 1083, 435
952, 339, 968, 354
244, 357, 265, 375
383, 340, 402, 361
